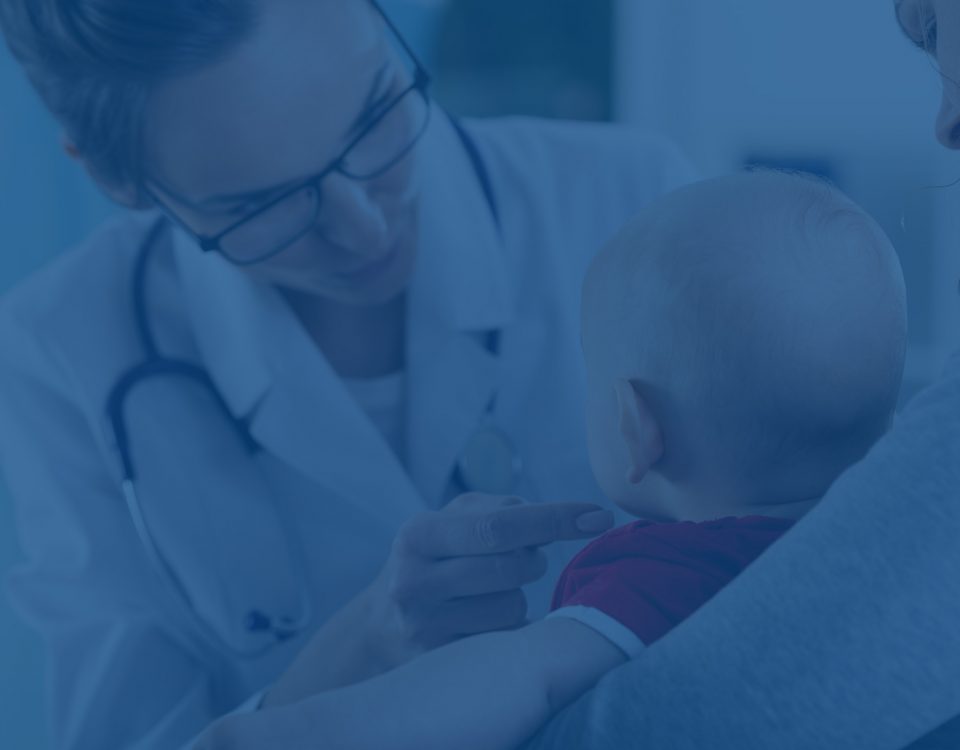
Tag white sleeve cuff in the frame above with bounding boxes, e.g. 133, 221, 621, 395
232, 688, 268, 714
181, 689, 267, 750
548, 605, 646, 658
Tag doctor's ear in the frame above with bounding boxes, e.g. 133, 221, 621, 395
62, 136, 81, 161
62, 134, 144, 208
612, 379, 663, 485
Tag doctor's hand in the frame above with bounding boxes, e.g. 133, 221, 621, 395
261, 495, 613, 709
365, 494, 614, 668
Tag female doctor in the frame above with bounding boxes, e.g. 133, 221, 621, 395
0, 1, 694, 748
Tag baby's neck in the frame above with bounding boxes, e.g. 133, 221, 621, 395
736, 496, 820, 521
669, 494, 821, 523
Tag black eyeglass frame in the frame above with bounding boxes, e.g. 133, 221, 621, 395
145, 0, 433, 266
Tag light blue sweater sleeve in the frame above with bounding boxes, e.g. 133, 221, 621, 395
523, 352, 960, 750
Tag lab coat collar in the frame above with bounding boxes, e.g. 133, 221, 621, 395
172, 228, 424, 524
172, 108, 511, 510
404, 111, 512, 503
170, 230, 276, 420
408, 111, 511, 332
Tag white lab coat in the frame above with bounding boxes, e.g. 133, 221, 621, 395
0, 113, 695, 750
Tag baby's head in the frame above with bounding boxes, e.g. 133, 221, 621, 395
583, 172, 907, 522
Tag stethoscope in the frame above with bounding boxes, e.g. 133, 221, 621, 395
106, 117, 523, 657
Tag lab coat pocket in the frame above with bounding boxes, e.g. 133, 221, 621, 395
119, 376, 306, 656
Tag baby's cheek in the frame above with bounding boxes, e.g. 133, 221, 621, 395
585, 386, 622, 499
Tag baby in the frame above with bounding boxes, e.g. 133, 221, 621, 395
550, 169, 907, 652
201, 171, 908, 750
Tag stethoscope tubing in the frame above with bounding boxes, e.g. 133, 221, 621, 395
106, 115, 508, 657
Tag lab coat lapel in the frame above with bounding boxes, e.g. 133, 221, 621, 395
406, 316, 500, 506
247, 351, 424, 527
172, 230, 424, 527
406, 115, 513, 506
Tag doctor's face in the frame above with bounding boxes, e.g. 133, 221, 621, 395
897, 0, 960, 150
142, 0, 424, 304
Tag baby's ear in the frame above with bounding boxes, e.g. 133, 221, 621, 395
613, 379, 663, 484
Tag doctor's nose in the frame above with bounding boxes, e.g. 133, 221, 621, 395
314, 173, 389, 254
935, 87, 960, 149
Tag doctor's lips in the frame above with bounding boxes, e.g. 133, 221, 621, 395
333, 244, 401, 283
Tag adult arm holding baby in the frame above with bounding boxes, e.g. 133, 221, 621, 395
200, 615, 626, 750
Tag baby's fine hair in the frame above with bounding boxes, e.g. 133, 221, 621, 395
595, 170, 908, 502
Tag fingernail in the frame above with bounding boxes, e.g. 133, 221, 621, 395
576, 510, 614, 533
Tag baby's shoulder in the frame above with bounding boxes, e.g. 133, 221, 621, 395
568, 516, 794, 569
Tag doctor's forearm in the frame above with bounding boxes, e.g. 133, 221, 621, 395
234, 621, 620, 750
262, 587, 389, 708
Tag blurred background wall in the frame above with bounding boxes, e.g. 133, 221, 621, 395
614, 0, 960, 399
1, 0, 955, 747
0, 22, 117, 750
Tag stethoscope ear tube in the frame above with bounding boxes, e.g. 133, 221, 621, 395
107, 359, 258, 483
122, 476, 305, 657
107, 218, 286, 657
107, 216, 168, 483
106, 376, 138, 484
121, 478, 199, 614
108, 118, 506, 656
109, 355, 292, 657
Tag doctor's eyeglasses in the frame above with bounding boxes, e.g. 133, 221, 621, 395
147, 1, 432, 267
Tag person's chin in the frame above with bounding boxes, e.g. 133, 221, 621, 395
284, 239, 417, 305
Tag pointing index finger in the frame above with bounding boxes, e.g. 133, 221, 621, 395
414, 503, 615, 558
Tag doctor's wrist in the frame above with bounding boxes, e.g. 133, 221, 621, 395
356, 572, 417, 675
261, 588, 389, 709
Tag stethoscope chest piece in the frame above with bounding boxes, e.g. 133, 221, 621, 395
455, 425, 522, 495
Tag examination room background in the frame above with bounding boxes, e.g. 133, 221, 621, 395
1, 1, 956, 747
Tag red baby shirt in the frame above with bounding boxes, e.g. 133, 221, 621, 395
550, 516, 794, 654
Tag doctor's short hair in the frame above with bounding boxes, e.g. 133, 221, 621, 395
0, 0, 258, 198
